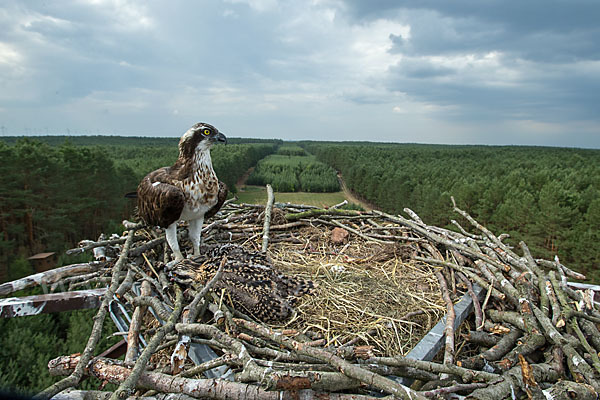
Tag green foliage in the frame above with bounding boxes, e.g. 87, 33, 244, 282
340, 203, 365, 211
0, 314, 63, 395
247, 155, 340, 192
277, 145, 306, 156
7, 257, 34, 281
0, 139, 138, 269
569, 198, 600, 282
211, 144, 278, 193
307, 143, 600, 280
0, 307, 120, 395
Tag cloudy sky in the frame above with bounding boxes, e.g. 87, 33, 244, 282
1, 1, 599, 147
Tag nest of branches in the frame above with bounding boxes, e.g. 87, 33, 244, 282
4, 194, 600, 400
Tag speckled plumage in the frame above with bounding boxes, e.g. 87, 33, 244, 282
135, 123, 227, 260
170, 244, 315, 323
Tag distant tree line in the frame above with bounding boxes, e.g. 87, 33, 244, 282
105, 143, 277, 193
0, 135, 282, 147
246, 154, 340, 192
306, 143, 600, 281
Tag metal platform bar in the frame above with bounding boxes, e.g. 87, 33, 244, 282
0, 288, 106, 318
395, 283, 485, 386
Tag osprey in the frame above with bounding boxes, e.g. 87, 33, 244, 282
134, 122, 227, 261
171, 244, 315, 322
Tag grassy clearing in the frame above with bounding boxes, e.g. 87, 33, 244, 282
251, 154, 317, 167
235, 185, 348, 207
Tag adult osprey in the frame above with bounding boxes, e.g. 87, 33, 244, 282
136, 122, 227, 261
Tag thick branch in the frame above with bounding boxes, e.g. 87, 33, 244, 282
50, 355, 388, 400
261, 184, 274, 252
0, 262, 101, 296
233, 318, 427, 399
434, 270, 455, 377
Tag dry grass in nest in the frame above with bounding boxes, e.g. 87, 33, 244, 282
267, 226, 446, 357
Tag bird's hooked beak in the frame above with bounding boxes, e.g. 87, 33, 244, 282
215, 131, 227, 144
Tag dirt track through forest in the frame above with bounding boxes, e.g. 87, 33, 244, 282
236, 167, 255, 189
336, 172, 374, 211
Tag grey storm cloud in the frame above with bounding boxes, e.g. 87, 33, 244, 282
392, 57, 456, 79
341, 1, 600, 127
0, 0, 598, 147
342, 1, 600, 65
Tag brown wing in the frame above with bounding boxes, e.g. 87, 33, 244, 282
137, 167, 185, 228
204, 180, 228, 220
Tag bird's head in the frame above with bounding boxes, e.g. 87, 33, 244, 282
178, 122, 227, 158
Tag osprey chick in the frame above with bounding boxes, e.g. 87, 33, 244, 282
136, 122, 227, 261
170, 244, 315, 323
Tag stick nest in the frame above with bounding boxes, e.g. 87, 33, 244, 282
18, 198, 600, 399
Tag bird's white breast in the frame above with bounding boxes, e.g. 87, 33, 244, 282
178, 148, 219, 221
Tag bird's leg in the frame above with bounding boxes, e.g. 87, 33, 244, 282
188, 217, 204, 257
166, 223, 184, 261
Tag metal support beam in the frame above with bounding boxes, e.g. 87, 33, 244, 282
567, 282, 600, 304
395, 284, 485, 386
98, 339, 128, 359
0, 288, 107, 318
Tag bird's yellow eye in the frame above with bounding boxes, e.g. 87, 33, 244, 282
203, 129, 211, 136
